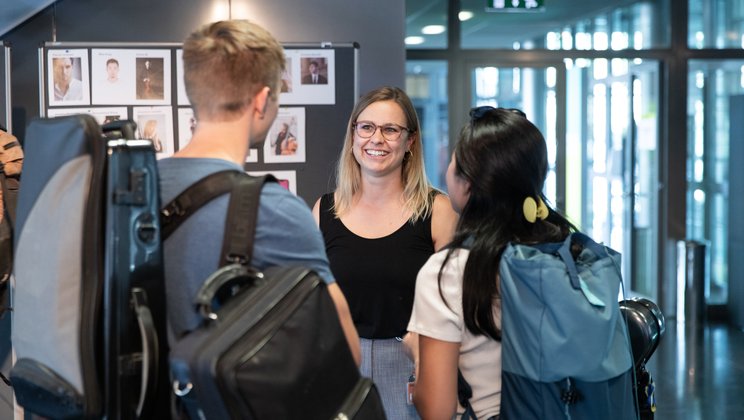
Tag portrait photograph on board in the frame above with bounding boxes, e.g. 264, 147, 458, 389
300, 57, 328, 85
133, 50, 171, 105
47, 49, 90, 107
263, 107, 306, 164
91, 49, 138, 105
133, 106, 174, 158
280, 49, 335, 105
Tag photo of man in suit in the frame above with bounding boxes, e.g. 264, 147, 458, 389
301, 59, 327, 85
136, 57, 165, 100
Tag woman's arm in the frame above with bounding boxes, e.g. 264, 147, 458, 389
413, 335, 460, 420
311, 197, 321, 226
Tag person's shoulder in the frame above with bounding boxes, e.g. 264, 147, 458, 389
430, 190, 457, 220
429, 189, 458, 249
257, 182, 313, 221
431, 190, 452, 209
159, 158, 243, 200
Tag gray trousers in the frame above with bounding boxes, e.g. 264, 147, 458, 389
360, 337, 420, 420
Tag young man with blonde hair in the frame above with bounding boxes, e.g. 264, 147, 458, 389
159, 20, 360, 364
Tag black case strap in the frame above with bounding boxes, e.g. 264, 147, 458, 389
160, 170, 240, 241
219, 174, 276, 266
160, 169, 276, 267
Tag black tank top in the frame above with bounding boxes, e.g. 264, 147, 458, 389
319, 193, 435, 338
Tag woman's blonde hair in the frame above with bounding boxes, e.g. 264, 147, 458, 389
182, 20, 285, 121
333, 86, 433, 221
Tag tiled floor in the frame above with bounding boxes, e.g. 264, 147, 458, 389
647, 320, 744, 419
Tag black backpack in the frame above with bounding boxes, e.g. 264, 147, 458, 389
160, 170, 386, 419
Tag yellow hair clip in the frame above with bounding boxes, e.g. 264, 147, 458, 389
523, 196, 549, 223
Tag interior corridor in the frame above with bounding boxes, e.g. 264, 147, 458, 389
648, 320, 744, 419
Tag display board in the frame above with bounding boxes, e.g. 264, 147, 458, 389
1, 42, 10, 132
39, 42, 359, 205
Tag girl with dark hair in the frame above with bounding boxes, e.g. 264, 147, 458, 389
405, 107, 575, 419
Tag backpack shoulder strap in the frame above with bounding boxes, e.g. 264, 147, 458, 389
219, 173, 276, 267
160, 169, 277, 267
160, 170, 242, 241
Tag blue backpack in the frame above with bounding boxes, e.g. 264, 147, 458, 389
497, 232, 636, 419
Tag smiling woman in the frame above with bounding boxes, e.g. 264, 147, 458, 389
312, 86, 459, 419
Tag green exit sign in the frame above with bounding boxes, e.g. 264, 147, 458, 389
487, 0, 545, 12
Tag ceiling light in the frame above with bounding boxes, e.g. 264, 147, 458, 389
421, 25, 445, 35
405, 36, 425, 45
459, 11, 474, 21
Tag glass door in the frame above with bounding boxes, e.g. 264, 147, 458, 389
469, 59, 660, 299
580, 59, 660, 298
468, 64, 565, 208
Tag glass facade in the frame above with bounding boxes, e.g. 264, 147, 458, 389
686, 60, 744, 304
689, 0, 744, 49
407, 0, 744, 317
470, 66, 559, 205
406, 61, 449, 190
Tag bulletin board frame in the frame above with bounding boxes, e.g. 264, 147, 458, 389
38, 41, 360, 205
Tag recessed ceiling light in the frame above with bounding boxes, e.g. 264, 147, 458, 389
405, 36, 426, 45
459, 11, 474, 21
421, 25, 446, 35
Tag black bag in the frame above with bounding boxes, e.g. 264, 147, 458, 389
161, 171, 386, 420
10, 115, 170, 419
619, 297, 665, 419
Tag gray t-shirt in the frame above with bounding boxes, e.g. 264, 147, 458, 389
158, 157, 334, 339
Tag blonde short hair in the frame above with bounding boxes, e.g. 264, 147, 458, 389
183, 20, 285, 121
333, 86, 434, 221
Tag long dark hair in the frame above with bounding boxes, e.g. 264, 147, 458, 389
440, 107, 576, 340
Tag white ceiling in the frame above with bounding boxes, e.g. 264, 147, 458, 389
2, 0, 641, 45
0, 0, 56, 37
406, 0, 642, 48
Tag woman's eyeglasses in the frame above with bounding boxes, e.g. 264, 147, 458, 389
353, 121, 413, 142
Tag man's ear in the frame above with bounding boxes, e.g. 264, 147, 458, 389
254, 86, 271, 117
